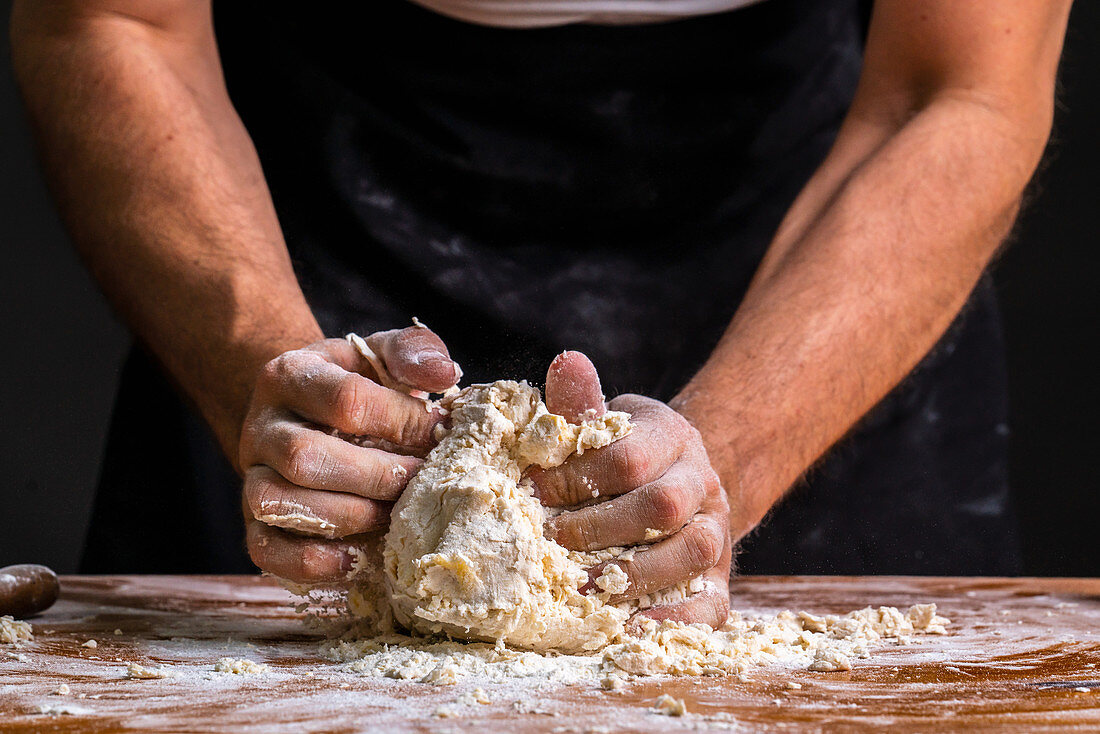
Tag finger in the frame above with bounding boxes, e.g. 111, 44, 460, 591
632, 577, 731, 630
545, 351, 606, 423
582, 509, 725, 603
255, 349, 444, 447
367, 325, 461, 394
547, 457, 710, 551
632, 506, 732, 628
241, 413, 421, 499
246, 520, 367, 583
244, 466, 392, 539
530, 396, 685, 507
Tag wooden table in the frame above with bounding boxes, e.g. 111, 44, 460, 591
2, 576, 1099, 732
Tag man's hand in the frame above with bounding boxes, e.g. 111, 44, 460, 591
239, 327, 460, 584
531, 352, 731, 628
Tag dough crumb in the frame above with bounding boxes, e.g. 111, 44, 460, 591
421, 662, 459, 685
127, 662, 173, 679
52, 684, 70, 696
432, 705, 459, 719
601, 675, 626, 691
113, 629, 123, 636
0, 615, 32, 645
653, 694, 688, 716
594, 563, 629, 596
809, 647, 851, 672
785, 681, 803, 690
455, 687, 491, 705
81, 639, 97, 649
214, 657, 269, 675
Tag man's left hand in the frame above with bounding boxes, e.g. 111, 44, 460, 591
530, 352, 732, 628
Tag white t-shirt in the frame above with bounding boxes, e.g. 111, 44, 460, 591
407, 0, 768, 27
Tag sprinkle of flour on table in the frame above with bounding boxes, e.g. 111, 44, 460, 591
287, 379, 952, 685
0, 615, 32, 645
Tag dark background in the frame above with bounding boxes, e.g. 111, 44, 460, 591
1, 2, 1097, 576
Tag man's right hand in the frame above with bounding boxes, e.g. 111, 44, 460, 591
238, 327, 460, 584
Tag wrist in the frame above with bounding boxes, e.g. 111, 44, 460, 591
193, 325, 324, 473
671, 375, 784, 543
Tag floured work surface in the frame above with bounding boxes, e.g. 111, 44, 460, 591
1, 576, 1099, 732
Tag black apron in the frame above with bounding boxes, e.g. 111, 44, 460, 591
82, 0, 1021, 575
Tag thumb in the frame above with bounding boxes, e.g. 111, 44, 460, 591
365, 324, 462, 394
545, 351, 606, 424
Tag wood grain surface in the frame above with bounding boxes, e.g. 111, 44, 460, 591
2, 575, 1099, 732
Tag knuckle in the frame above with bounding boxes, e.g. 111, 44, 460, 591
530, 468, 567, 506
366, 456, 404, 499
397, 406, 429, 447
332, 378, 367, 431
611, 441, 650, 487
684, 522, 723, 572
261, 351, 298, 389
284, 434, 322, 485
257, 357, 282, 389
249, 482, 281, 519
648, 485, 689, 531
560, 473, 589, 507
572, 515, 601, 551
352, 500, 386, 532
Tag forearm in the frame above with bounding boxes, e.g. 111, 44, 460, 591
10, 3, 322, 463
673, 97, 1046, 540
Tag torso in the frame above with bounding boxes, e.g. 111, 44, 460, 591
84, 0, 1019, 577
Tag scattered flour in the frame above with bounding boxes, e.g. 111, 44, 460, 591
0, 616, 32, 645
36, 703, 90, 716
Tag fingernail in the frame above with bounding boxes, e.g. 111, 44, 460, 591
413, 348, 448, 366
